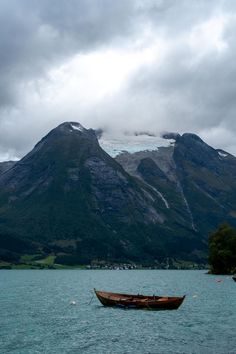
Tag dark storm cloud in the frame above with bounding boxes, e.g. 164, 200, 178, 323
0, 0, 222, 108
0, 0, 139, 108
1, 0, 236, 159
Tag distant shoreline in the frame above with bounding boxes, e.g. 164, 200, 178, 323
0, 264, 208, 271
0, 254, 208, 270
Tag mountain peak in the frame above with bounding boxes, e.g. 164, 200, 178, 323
51, 121, 96, 139
181, 133, 204, 143
34, 121, 98, 150
174, 132, 220, 171
57, 122, 87, 133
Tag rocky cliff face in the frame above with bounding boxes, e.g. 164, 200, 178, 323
0, 122, 163, 225
116, 133, 236, 239
0, 124, 234, 265
0, 161, 16, 175
0, 122, 179, 264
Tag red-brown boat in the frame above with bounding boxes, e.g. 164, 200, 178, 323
94, 289, 185, 310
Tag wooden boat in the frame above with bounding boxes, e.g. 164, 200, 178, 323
94, 289, 185, 310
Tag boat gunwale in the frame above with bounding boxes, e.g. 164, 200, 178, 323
94, 289, 185, 302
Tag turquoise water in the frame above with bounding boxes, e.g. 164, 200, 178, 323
0, 270, 235, 354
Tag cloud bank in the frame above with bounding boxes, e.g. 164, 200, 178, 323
1, 0, 236, 160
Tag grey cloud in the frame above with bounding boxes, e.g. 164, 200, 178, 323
124, 6, 236, 152
140, 0, 216, 35
0, 0, 223, 108
1, 0, 236, 158
0, 0, 146, 158
0, 0, 140, 108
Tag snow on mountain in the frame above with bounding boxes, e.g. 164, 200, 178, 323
99, 131, 176, 157
218, 150, 228, 158
70, 123, 85, 132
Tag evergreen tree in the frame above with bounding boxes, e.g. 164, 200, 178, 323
209, 224, 236, 274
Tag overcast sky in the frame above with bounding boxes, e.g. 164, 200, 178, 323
1, 0, 236, 160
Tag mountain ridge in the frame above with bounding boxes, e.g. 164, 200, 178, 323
0, 122, 235, 266
117, 132, 236, 238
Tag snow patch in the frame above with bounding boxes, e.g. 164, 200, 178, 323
218, 151, 228, 158
182, 192, 196, 231
149, 186, 170, 209
99, 132, 175, 157
175, 179, 196, 231
156, 190, 170, 209
71, 123, 85, 132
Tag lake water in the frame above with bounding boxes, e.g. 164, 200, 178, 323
0, 270, 235, 354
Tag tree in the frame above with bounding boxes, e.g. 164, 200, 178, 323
209, 224, 236, 274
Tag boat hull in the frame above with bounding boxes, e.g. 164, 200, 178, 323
94, 290, 185, 310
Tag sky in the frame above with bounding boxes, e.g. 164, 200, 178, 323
1, 0, 236, 160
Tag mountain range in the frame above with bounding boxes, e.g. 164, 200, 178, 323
0, 122, 236, 266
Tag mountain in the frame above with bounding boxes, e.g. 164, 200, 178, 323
117, 133, 236, 245
0, 161, 16, 175
0, 123, 234, 266
0, 122, 187, 265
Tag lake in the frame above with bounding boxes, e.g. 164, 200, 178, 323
0, 270, 235, 354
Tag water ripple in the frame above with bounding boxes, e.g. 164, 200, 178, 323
0, 270, 235, 354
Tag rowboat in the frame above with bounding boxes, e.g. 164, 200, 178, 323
94, 289, 185, 310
